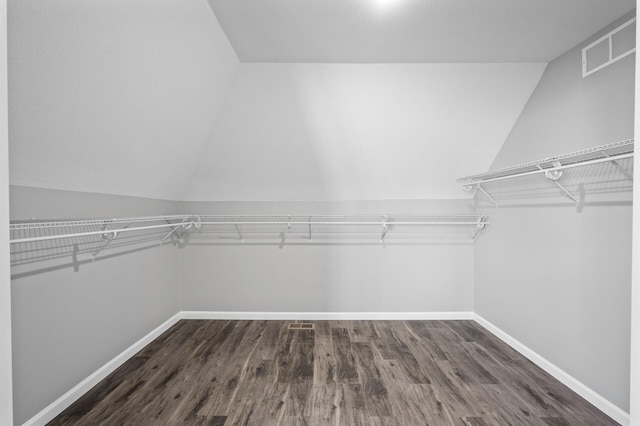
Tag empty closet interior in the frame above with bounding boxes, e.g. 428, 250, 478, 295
3, 0, 638, 425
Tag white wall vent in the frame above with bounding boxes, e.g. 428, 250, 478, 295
582, 17, 635, 78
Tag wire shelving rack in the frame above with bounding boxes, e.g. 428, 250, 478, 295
457, 139, 634, 205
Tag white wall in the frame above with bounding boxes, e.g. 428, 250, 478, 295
8, 0, 238, 200
1, 0, 13, 423
474, 12, 635, 413
179, 199, 475, 313
10, 187, 182, 425
181, 62, 545, 201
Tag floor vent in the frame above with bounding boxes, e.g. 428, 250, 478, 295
288, 323, 315, 330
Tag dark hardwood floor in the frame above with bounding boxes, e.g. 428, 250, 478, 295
49, 320, 618, 425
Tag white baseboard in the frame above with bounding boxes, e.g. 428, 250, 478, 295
181, 311, 474, 320
23, 312, 182, 426
473, 314, 630, 426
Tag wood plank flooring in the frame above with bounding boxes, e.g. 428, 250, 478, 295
49, 320, 619, 425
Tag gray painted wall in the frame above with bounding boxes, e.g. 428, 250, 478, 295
10, 186, 181, 425
179, 200, 475, 313
474, 12, 635, 412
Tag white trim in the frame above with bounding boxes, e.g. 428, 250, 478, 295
180, 311, 474, 320
473, 314, 630, 426
0, 0, 11, 423
630, 15, 640, 424
22, 313, 182, 426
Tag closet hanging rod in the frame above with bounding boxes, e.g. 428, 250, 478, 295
10, 214, 488, 245
196, 221, 483, 226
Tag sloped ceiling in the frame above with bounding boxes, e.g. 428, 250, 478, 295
8, 0, 629, 201
8, 0, 239, 200
181, 63, 546, 201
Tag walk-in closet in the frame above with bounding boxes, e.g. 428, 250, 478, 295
1, 0, 640, 425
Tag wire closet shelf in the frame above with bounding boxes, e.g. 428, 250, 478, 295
456, 139, 634, 205
9, 214, 490, 247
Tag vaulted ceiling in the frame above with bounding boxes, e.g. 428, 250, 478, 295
7, 0, 635, 201
181, 63, 545, 201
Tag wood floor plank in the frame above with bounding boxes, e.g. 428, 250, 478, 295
49, 320, 621, 426
351, 342, 390, 417
256, 320, 286, 360
302, 384, 341, 424
374, 322, 431, 384
339, 384, 368, 426
348, 320, 380, 343
463, 417, 490, 426
285, 382, 312, 417
541, 417, 572, 426
405, 320, 449, 361
277, 329, 315, 384
384, 384, 454, 426
330, 328, 359, 383
313, 321, 336, 385
224, 383, 287, 425
280, 416, 310, 426
476, 383, 551, 425
196, 321, 268, 418
46, 355, 149, 425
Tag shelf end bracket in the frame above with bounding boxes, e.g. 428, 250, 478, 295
233, 218, 244, 242
539, 163, 579, 204
381, 216, 389, 242
602, 151, 633, 182
471, 215, 488, 241
476, 184, 498, 207
92, 222, 126, 260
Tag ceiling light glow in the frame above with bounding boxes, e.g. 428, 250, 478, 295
374, 0, 402, 11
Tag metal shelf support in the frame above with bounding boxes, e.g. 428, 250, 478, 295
602, 151, 633, 181
91, 222, 127, 260
233, 218, 244, 242
472, 216, 488, 241
538, 163, 579, 204
381, 216, 389, 242
476, 184, 498, 207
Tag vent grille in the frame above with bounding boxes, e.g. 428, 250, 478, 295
288, 323, 315, 330
582, 17, 636, 78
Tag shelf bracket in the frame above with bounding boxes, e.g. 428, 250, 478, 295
539, 163, 579, 204
308, 217, 312, 241
161, 216, 201, 244
602, 151, 633, 181
160, 223, 182, 244
381, 217, 389, 242
460, 179, 498, 207
460, 180, 475, 192
476, 184, 498, 207
233, 218, 244, 242
92, 222, 127, 260
471, 216, 488, 241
